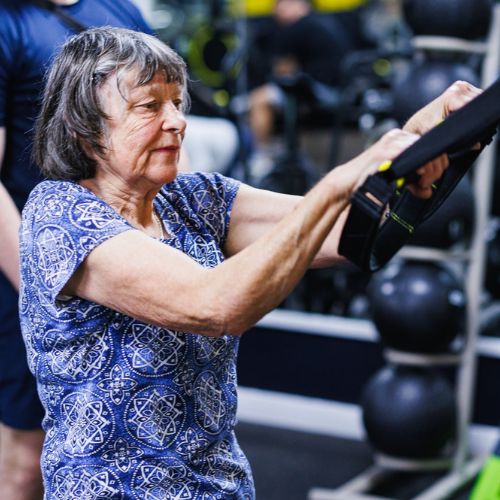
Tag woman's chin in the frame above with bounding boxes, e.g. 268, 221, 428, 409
159, 165, 179, 184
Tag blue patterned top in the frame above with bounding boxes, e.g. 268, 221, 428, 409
19, 172, 256, 499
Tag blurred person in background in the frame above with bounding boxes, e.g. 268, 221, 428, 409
246, 0, 353, 178
0, 1, 151, 497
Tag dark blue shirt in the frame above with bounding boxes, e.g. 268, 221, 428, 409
0, 0, 152, 209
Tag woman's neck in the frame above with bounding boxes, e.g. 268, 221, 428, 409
79, 177, 163, 238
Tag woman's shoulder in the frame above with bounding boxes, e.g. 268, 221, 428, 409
158, 172, 240, 242
25, 180, 90, 207
22, 179, 124, 229
164, 171, 240, 198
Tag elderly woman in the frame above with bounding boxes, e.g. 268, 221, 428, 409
19, 27, 478, 499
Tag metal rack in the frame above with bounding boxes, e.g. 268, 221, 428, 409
305, 5, 500, 499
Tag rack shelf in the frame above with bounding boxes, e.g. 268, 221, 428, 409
257, 309, 500, 360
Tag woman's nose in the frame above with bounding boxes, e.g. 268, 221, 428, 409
161, 104, 186, 134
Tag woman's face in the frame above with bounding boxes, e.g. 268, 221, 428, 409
96, 70, 187, 189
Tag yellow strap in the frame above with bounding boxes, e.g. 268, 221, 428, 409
378, 160, 405, 188
390, 212, 414, 234
378, 160, 392, 172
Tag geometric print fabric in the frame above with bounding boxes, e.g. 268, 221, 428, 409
19, 173, 255, 498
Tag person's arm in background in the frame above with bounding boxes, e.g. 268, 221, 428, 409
0, 127, 20, 290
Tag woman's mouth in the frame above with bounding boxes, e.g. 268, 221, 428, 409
153, 145, 179, 154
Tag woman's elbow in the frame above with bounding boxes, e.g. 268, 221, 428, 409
194, 281, 255, 336
221, 304, 261, 337
205, 303, 251, 337
212, 311, 248, 337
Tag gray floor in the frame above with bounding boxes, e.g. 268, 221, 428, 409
236, 422, 473, 500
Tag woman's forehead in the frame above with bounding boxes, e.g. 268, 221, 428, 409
104, 69, 182, 98
120, 67, 175, 86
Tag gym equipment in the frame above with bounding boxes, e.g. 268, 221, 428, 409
470, 439, 500, 499
291, 264, 372, 317
485, 223, 500, 298
181, 2, 243, 106
361, 365, 457, 458
280, 268, 338, 314
309, 5, 500, 499
402, 0, 493, 40
160, 0, 246, 117
491, 140, 500, 216
368, 261, 465, 353
392, 59, 480, 126
338, 77, 500, 271
408, 175, 475, 248
257, 73, 332, 195
480, 301, 500, 337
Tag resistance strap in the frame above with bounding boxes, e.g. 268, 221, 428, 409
339, 78, 500, 271
31, 0, 86, 33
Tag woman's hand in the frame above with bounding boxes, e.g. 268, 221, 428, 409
407, 153, 449, 199
404, 80, 482, 136
401, 80, 482, 198
331, 128, 449, 201
330, 128, 421, 200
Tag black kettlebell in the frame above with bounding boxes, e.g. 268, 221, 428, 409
361, 365, 457, 458
402, 0, 493, 40
367, 261, 465, 353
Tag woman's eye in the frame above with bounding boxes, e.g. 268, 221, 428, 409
139, 101, 158, 110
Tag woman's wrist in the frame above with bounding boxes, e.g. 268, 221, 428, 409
322, 166, 356, 206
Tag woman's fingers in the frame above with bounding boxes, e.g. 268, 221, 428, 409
344, 129, 451, 200
336, 128, 421, 196
374, 129, 420, 167
409, 153, 450, 199
370, 83, 482, 200
442, 80, 482, 117
416, 153, 449, 184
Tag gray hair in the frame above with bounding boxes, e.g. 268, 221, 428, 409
34, 26, 189, 181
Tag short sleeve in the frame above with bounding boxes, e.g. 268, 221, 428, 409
168, 172, 240, 247
20, 181, 133, 303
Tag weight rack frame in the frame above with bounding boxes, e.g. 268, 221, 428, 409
308, 4, 500, 499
